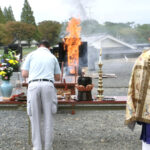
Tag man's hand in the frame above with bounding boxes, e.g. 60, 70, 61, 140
54, 74, 60, 81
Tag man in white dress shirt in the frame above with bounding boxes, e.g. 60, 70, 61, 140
22, 40, 61, 150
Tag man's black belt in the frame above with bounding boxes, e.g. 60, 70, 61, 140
29, 79, 53, 84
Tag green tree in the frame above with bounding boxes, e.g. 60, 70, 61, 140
23, 23, 37, 47
21, 0, 36, 25
3, 6, 15, 22
136, 24, 150, 43
81, 19, 105, 35
101, 21, 141, 43
119, 28, 139, 43
104, 22, 134, 37
0, 24, 8, 45
6, 21, 36, 46
0, 7, 6, 24
38, 20, 62, 46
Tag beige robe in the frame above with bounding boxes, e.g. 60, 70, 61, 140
125, 50, 150, 125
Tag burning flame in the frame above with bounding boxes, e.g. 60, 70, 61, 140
64, 17, 81, 74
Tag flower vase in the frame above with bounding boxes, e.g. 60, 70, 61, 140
0, 80, 13, 97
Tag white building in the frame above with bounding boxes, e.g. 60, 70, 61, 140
14, 40, 38, 47
81, 34, 139, 70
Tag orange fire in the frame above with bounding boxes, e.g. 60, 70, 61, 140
64, 17, 81, 74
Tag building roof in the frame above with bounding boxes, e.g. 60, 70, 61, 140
81, 34, 137, 50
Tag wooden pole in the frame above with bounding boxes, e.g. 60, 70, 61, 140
75, 65, 78, 83
61, 62, 64, 83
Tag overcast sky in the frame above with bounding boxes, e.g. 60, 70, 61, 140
0, 0, 150, 24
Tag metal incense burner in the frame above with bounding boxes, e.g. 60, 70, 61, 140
76, 76, 93, 101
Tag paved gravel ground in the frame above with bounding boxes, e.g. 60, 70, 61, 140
0, 57, 143, 150
0, 110, 142, 150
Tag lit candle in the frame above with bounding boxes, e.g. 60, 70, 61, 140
99, 48, 102, 63
100, 48, 102, 56
99, 56, 101, 63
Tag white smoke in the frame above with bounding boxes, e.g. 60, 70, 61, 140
73, 0, 88, 20
65, 0, 95, 21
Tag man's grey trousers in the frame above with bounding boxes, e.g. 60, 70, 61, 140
27, 81, 57, 150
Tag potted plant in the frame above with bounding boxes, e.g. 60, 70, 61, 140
0, 51, 19, 97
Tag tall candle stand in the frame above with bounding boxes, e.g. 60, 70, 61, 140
97, 48, 104, 101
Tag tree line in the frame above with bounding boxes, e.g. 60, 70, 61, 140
81, 20, 150, 44
0, 0, 62, 47
0, 0, 150, 47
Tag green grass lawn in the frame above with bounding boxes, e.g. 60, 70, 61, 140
22, 47, 37, 56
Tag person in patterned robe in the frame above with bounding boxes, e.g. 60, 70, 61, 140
125, 50, 150, 150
